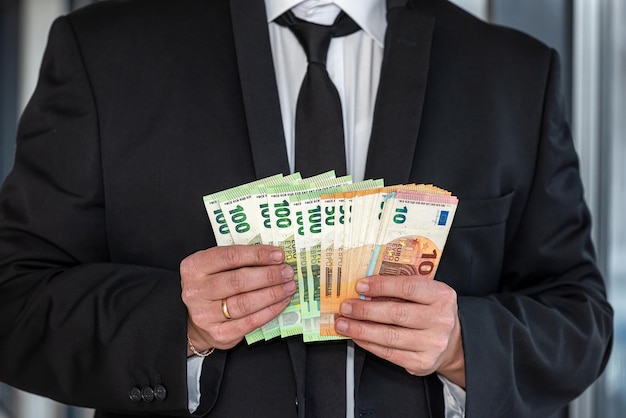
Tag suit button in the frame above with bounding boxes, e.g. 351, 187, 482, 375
141, 386, 155, 403
154, 384, 167, 401
128, 387, 142, 403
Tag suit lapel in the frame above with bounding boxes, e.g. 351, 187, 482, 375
356, 0, 436, 399
364, 0, 435, 185
229, 0, 291, 178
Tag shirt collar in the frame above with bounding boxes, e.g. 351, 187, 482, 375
265, 0, 387, 48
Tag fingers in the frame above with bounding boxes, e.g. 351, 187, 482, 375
220, 278, 297, 321
333, 277, 463, 378
208, 262, 296, 301
183, 262, 296, 323
355, 275, 456, 305
335, 295, 457, 353
181, 245, 285, 277
181, 245, 298, 351
193, 298, 293, 350
335, 306, 453, 351
345, 277, 458, 330
338, 296, 455, 330
334, 301, 460, 377
181, 246, 293, 302
185, 276, 296, 350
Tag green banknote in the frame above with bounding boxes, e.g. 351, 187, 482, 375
267, 176, 352, 338
216, 175, 300, 343
203, 174, 284, 246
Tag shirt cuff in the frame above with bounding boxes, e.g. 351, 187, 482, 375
438, 374, 466, 418
187, 355, 205, 413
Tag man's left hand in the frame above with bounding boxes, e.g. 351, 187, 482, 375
335, 276, 466, 388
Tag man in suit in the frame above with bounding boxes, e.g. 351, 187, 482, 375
0, 0, 613, 417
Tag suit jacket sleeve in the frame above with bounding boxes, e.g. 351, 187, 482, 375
0, 16, 212, 416
457, 50, 613, 417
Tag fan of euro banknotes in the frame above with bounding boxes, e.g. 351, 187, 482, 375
203, 171, 458, 345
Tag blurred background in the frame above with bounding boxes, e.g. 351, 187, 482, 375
0, 0, 624, 417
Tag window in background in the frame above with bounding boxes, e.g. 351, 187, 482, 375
0, 0, 18, 180
490, 0, 573, 121
597, 0, 626, 416
1, 1, 98, 416
0, 1, 20, 415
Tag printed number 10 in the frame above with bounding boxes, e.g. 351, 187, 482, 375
393, 206, 408, 224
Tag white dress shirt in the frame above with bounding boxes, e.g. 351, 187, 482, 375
266, 0, 385, 183
188, 1, 466, 417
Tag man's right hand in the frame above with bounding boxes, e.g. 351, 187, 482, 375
181, 245, 296, 354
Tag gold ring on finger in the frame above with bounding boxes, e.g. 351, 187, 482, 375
221, 298, 232, 320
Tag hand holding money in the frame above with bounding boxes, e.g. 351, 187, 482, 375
334, 275, 466, 388
201, 172, 460, 348
181, 245, 296, 353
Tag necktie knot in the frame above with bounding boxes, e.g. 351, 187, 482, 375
275, 10, 360, 66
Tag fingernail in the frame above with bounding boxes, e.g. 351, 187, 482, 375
283, 280, 297, 293
335, 319, 348, 333
340, 302, 352, 315
282, 265, 294, 280
356, 281, 369, 293
271, 250, 284, 263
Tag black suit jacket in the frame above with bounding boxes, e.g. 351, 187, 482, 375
0, 0, 613, 417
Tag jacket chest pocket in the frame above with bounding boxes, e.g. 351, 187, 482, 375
436, 191, 516, 296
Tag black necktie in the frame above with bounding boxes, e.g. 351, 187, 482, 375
275, 10, 360, 177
